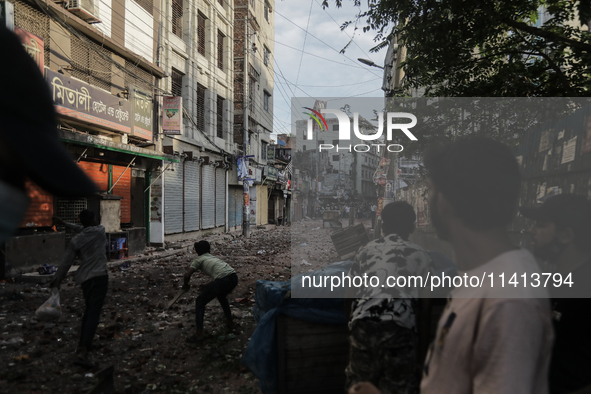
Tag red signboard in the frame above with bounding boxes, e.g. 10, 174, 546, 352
15, 27, 44, 72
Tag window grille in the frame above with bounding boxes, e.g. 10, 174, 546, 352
217, 95, 224, 138
136, 0, 153, 13
217, 30, 225, 70
172, 0, 183, 38
14, 1, 50, 66
264, 91, 270, 112
70, 35, 112, 92
262, 142, 268, 160
197, 12, 206, 56
248, 66, 258, 113
196, 84, 206, 131
171, 69, 183, 97
264, 46, 270, 66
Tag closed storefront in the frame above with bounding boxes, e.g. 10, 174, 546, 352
215, 168, 226, 227
184, 161, 200, 232
228, 187, 243, 229
77, 161, 133, 224
164, 162, 183, 234
201, 165, 215, 229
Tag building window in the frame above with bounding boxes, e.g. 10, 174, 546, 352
196, 83, 206, 131
318, 140, 324, 144
136, 0, 153, 14
197, 12, 206, 56
303, 145, 306, 151
264, 46, 270, 66
216, 95, 224, 138
262, 141, 268, 160
217, 30, 225, 70
248, 77, 256, 112
264, 1, 270, 21
264, 91, 271, 112
218, 0, 223, 6
249, 0, 255, 11
172, 0, 183, 38
333, 155, 340, 162
171, 68, 183, 97
333, 124, 339, 131
332, 139, 338, 145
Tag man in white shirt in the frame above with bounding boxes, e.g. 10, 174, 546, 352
349, 137, 553, 394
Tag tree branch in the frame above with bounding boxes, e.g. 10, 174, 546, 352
478, 2, 591, 53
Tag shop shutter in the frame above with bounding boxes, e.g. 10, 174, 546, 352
215, 168, 226, 227
112, 165, 132, 224
78, 162, 108, 192
201, 165, 215, 229
229, 189, 236, 228
184, 161, 200, 232
164, 162, 183, 234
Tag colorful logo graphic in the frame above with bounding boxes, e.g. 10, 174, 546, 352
303, 107, 328, 131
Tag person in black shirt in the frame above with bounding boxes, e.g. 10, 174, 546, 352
522, 194, 591, 394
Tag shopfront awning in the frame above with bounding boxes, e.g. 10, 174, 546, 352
59, 129, 179, 163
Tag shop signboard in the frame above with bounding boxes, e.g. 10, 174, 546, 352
267, 167, 278, 181
162, 96, 182, 135
46, 68, 131, 134
130, 85, 153, 141
15, 27, 43, 71
267, 145, 275, 163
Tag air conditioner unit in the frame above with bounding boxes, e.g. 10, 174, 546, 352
67, 0, 101, 24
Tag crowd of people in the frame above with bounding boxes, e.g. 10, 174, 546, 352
346, 138, 591, 394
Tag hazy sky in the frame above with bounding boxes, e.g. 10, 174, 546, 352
271, 0, 388, 139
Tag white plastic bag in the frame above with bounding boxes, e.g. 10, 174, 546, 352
35, 288, 62, 321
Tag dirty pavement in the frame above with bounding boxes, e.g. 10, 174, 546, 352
0, 223, 343, 393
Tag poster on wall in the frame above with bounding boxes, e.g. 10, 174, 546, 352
162, 96, 182, 135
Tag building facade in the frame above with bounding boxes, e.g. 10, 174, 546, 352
231, 0, 275, 228
158, 0, 235, 241
2, 0, 173, 274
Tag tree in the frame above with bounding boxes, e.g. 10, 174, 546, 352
323, 0, 591, 97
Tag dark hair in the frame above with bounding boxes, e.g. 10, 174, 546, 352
194, 240, 211, 255
381, 201, 416, 239
78, 210, 95, 227
424, 137, 521, 231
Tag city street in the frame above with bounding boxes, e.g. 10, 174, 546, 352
0, 227, 300, 394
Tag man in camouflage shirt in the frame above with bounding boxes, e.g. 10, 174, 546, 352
346, 201, 431, 394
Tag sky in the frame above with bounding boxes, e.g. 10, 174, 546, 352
271, 0, 389, 139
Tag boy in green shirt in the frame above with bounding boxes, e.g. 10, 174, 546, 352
183, 240, 238, 343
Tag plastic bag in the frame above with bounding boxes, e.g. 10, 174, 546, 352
35, 288, 62, 321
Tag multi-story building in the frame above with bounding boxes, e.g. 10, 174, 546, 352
2, 0, 172, 274
158, 0, 235, 241
294, 116, 380, 203
230, 0, 274, 228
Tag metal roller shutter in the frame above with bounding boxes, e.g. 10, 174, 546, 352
229, 188, 236, 228
112, 165, 132, 224
184, 161, 200, 232
164, 162, 183, 234
236, 189, 243, 227
201, 165, 215, 229
216, 168, 226, 227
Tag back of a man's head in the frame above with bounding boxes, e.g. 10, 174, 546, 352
381, 201, 417, 239
79, 210, 95, 227
425, 137, 521, 231
194, 240, 211, 255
